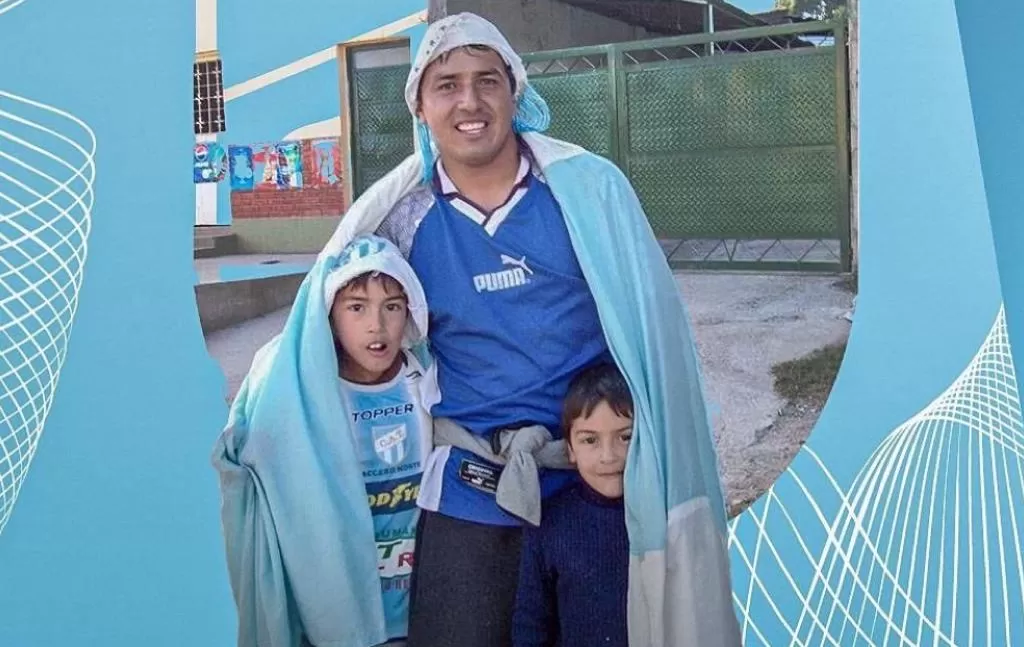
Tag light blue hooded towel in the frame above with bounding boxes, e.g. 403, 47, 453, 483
212, 237, 433, 647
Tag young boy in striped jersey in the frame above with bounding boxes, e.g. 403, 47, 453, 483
323, 235, 438, 645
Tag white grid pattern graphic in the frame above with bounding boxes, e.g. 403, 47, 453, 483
0, 89, 95, 536
729, 306, 1024, 646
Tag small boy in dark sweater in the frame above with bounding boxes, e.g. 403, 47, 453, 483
511, 362, 633, 647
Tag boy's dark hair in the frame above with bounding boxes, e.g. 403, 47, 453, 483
561, 362, 634, 433
339, 271, 406, 298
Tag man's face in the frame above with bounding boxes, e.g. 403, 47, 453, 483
417, 46, 516, 170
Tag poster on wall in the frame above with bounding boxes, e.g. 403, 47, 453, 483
193, 142, 227, 183
228, 145, 254, 191
276, 141, 303, 188
311, 138, 341, 186
249, 141, 303, 190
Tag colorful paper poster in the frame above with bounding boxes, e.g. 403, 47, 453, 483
249, 141, 303, 190
276, 141, 303, 189
228, 145, 254, 191
251, 143, 277, 189
311, 138, 341, 186
193, 142, 227, 183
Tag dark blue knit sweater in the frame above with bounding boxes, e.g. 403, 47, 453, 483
512, 481, 629, 647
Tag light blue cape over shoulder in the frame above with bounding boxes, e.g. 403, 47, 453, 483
212, 242, 433, 647
213, 132, 742, 647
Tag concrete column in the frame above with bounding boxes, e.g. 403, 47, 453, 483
196, 0, 217, 53
848, 0, 860, 276
195, 0, 220, 227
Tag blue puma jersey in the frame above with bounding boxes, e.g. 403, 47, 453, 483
377, 153, 611, 526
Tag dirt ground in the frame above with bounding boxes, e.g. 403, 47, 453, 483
676, 272, 854, 516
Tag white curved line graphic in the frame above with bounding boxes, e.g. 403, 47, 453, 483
0, 89, 96, 536
730, 306, 1024, 646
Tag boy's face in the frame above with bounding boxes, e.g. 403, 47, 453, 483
416, 46, 516, 172
330, 276, 408, 384
567, 401, 633, 499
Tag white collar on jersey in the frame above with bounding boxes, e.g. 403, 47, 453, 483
435, 154, 531, 198
434, 154, 533, 235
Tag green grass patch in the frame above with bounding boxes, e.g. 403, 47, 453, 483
771, 342, 848, 404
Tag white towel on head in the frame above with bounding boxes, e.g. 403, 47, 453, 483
404, 12, 528, 115
402, 12, 551, 180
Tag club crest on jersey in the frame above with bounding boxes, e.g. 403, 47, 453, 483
372, 424, 408, 466
473, 254, 533, 293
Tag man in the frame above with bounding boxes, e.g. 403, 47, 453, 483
363, 13, 742, 647
375, 26, 611, 647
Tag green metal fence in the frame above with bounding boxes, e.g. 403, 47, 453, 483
350, 62, 413, 196
348, 21, 851, 272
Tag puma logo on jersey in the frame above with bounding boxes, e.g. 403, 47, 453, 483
473, 255, 532, 293
499, 254, 533, 275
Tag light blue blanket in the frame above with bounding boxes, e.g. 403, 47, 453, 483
213, 253, 400, 647
213, 131, 741, 646
537, 142, 741, 646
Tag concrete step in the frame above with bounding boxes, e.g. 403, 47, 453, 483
194, 226, 238, 259
195, 273, 304, 335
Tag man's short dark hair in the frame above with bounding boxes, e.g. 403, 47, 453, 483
435, 44, 495, 65
418, 44, 517, 102
561, 362, 634, 433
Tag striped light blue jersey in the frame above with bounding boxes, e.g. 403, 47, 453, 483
377, 151, 611, 526
339, 350, 435, 641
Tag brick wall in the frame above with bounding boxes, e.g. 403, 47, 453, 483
230, 138, 347, 220
231, 184, 346, 219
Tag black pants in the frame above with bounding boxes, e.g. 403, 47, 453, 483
406, 510, 523, 647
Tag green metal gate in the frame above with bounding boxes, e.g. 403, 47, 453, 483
348, 21, 851, 272
349, 63, 412, 196
346, 41, 415, 197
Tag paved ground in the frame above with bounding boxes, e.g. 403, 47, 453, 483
204, 307, 291, 399
203, 272, 854, 515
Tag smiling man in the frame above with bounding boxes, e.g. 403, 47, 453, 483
375, 28, 611, 647
335, 11, 742, 647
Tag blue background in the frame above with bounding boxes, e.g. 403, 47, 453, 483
0, 2, 236, 644
810, 0, 1002, 484
952, 0, 1024, 404
727, 0, 1022, 644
